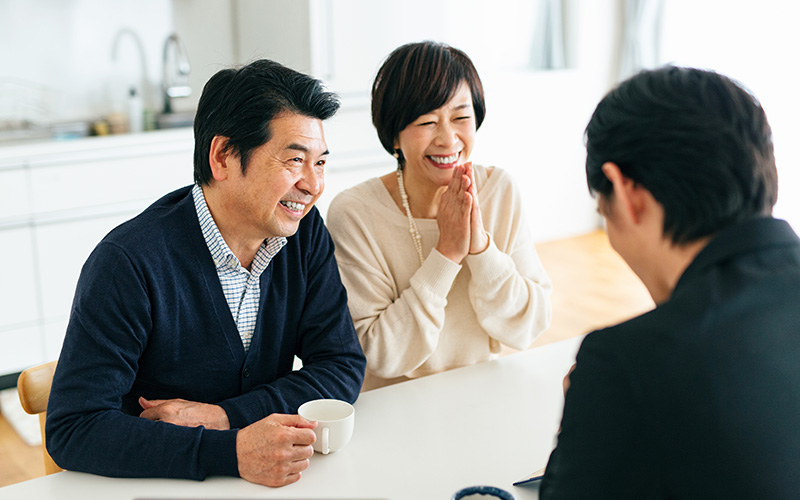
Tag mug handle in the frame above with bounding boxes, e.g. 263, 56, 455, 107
322, 427, 330, 454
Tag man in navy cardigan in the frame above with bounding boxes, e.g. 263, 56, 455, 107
540, 67, 800, 498
46, 59, 366, 487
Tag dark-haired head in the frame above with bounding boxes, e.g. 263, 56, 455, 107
371, 41, 485, 167
585, 66, 777, 244
193, 59, 340, 185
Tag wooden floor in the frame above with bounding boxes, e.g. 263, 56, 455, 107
0, 410, 44, 487
529, 229, 653, 348
0, 229, 653, 488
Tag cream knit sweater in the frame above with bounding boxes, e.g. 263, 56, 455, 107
326, 165, 552, 389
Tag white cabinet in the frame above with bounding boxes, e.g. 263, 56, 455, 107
0, 326, 43, 376
0, 129, 194, 378
0, 169, 32, 221
0, 228, 39, 332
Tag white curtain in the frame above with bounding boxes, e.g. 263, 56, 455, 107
618, 0, 664, 81
531, 0, 566, 70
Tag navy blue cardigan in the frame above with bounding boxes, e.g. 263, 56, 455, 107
46, 186, 366, 480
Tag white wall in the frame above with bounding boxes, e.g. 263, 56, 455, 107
469, 1, 620, 241
171, 0, 236, 113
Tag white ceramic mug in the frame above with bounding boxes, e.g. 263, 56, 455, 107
297, 399, 355, 454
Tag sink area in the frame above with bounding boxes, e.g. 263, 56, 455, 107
156, 111, 194, 129
0, 125, 51, 143
0, 120, 90, 144
0, 114, 194, 147
0, 31, 196, 147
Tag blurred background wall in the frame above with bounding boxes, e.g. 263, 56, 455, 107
0, 0, 797, 378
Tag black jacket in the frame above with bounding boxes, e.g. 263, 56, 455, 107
541, 217, 800, 499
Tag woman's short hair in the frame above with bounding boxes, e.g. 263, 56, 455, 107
585, 66, 778, 244
371, 41, 486, 160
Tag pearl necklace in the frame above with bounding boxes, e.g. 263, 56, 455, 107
396, 168, 425, 265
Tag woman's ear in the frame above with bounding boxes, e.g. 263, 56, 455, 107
209, 136, 232, 182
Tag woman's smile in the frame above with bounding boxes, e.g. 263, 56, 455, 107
427, 152, 461, 168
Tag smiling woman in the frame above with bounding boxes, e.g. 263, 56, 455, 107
326, 41, 553, 390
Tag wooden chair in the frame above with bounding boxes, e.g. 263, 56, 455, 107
17, 361, 63, 474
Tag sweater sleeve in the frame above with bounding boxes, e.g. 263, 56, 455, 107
464, 169, 552, 351
327, 190, 462, 379
46, 242, 239, 480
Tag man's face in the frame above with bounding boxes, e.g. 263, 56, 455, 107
222, 112, 328, 240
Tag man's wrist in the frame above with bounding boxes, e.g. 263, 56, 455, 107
215, 404, 231, 430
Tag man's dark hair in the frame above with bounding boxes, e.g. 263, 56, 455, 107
585, 66, 777, 244
193, 59, 340, 185
371, 40, 485, 167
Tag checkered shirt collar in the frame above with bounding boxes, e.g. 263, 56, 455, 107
191, 184, 286, 275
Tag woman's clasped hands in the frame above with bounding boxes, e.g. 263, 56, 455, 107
436, 162, 490, 264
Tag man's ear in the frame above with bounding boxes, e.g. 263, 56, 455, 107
601, 162, 647, 225
209, 136, 233, 182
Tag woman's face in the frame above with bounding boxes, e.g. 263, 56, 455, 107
394, 82, 476, 187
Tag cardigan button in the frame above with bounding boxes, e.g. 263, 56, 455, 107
242, 367, 250, 378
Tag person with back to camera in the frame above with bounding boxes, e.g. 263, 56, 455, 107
326, 41, 552, 390
46, 59, 366, 487
539, 66, 800, 498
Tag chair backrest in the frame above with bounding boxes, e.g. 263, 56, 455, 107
17, 361, 63, 474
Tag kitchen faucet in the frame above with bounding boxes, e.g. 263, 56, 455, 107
111, 28, 149, 100
111, 28, 149, 133
162, 33, 191, 115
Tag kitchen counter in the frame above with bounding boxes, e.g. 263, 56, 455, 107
0, 127, 194, 170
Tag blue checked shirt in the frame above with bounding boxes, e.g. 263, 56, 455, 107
192, 184, 286, 351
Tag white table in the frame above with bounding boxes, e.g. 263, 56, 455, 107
1, 337, 582, 500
